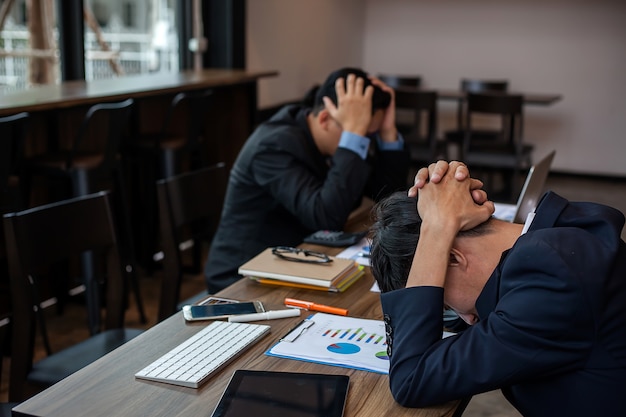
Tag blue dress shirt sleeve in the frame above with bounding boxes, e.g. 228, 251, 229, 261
339, 131, 405, 160
376, 133, 405, 151
338, 131, 370, 160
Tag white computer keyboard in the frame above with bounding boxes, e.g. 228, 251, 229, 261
135, 321, 271, 388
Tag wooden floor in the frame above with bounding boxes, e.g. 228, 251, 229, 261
2, 173, 625, 415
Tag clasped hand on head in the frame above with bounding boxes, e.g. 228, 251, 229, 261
411, 160, 495, 233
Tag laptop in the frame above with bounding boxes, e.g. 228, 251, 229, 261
493, 150, 556, 223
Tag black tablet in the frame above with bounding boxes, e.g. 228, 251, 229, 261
211, 370, 349, 417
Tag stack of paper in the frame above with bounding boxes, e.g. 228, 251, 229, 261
238, 248, 364, 292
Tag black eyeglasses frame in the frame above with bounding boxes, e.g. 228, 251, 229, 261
271, 246, 333, 264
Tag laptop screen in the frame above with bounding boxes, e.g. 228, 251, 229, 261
513, 150, 556, 223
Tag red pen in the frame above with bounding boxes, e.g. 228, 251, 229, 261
284, 298, 348, 316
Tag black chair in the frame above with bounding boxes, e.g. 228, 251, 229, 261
0, 112, 28, 211
156, 163, 228, 322
21, 98, 146, 325
0, 112, 29, 404
377, 75, 423, 138
0, 316, 19, 416
445, 78, 509, 159
131, 90, 214, 179
22, 99, 134, 198
3, 191, 143, 401
128, 90, 214, 272
394, 89, 447, 172
462, 92, 533, 202
377, 74, 422, 89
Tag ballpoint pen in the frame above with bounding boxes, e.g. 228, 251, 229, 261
228, 309, 301, 323
284, 298, 349, 316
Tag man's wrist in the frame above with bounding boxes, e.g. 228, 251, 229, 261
342, 124, 368, 137
379, 127, 398, 143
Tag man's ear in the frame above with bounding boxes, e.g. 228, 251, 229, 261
449, 247, 468, 270
317, 109, 332, 131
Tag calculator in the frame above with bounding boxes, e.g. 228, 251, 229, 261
303, 230, 367, 247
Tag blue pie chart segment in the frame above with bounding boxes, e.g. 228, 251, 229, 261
327, 342, 361, 355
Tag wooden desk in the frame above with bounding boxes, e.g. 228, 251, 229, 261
436, 89, 562, 106
11, 258, 461, 417
396, 86, 562, 106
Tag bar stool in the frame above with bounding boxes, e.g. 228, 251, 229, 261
0, 112, 28, 211
1, 112, 29, 407
132, 89, 214, 179
128, 89, 214, 272
20, 98, 147, 326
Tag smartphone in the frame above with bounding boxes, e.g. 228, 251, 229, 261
197, 296, 241, 306
182, 301, 265, 321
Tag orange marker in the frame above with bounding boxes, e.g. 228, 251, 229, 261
284, 298, 348, 316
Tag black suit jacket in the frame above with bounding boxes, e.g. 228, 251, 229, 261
381, 192, 626, 417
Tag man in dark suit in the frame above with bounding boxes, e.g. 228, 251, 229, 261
205, 68, 409, 293
370, 161, 626, 416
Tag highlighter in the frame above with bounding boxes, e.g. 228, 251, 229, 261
284, 298, 349, 316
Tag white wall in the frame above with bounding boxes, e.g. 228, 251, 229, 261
362, 0, 626, 176
246, 0, 365, 109
247, 0, 626, 176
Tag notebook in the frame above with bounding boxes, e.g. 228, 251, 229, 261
238, 248, 359, 289
493, 150, 555, 223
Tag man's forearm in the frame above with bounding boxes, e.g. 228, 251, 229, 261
405, 222, 455, 288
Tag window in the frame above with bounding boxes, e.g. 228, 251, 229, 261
83, 0, 179, 81
0, 0, 180, 92
0, 0, 61, 92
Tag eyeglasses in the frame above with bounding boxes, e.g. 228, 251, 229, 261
271, 246, 333, 264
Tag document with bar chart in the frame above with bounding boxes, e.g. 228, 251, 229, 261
266, 312, 390, 374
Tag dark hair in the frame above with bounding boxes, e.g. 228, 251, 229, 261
312, 67, 391, 114
370, 191, 492, 293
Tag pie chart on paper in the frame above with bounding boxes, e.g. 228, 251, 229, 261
327, 342, 361, 355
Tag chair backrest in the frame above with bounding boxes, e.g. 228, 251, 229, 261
0, 112, 28, 203
0, 113, 29, 350
69, 98, 133, 173
457, 79, 509, 131
463, 92, 524, 153
378, 74, 422, 89
393, 89, 438, 147
160, 90, 213, 152
156, 163, 228, 321
4, 191, 128, 400
461, 78, 509, 93
4, 189, 127, 354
